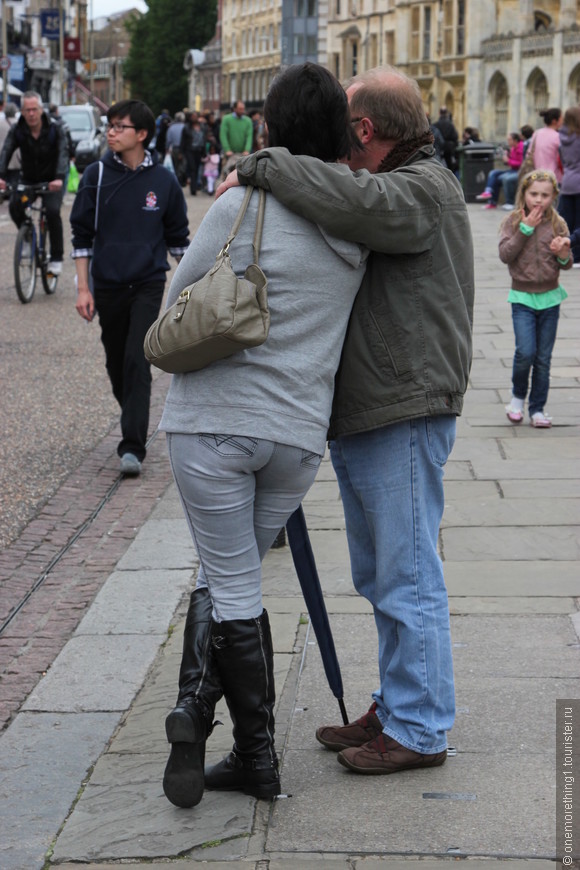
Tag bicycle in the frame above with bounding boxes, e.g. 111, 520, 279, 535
5, 182, 60, 304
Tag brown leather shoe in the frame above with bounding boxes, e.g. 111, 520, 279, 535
337, 733, 447, 775
316, 702, 383, 751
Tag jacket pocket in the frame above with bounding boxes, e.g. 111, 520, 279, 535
361, 307, 414, 380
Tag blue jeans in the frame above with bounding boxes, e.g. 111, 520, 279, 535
168, 433, 321, 622
511, 303, 560, 416
484, 168, 508, 204
330, 416, 456, 754
501, 170, 519, 206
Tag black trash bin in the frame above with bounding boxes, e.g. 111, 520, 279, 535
460, 142, 496, 202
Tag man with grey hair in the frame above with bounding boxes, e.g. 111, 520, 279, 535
219, 65, 474, 777
0, 91, 68, 274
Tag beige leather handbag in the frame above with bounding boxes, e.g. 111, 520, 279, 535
144, 186, 269, 374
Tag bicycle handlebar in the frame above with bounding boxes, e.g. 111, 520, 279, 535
3, 182, 52, 196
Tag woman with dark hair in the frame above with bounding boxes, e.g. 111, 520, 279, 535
158, 62, 367, 809
558, 106, 580, 265
476, 131, 523, 209
530, 107, 563, 182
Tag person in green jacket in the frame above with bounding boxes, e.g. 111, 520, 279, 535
220, 65, 474, 779
219, 100, 253, 182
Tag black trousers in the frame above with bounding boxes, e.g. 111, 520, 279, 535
185, 149, 204, 194
95, 282, 164, 461
10, 187, 64, 261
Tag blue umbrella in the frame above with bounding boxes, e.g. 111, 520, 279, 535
286, 505, 349, 725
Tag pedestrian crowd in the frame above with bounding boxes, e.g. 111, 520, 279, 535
0, 66, 576, 830
152, 99, 266, 196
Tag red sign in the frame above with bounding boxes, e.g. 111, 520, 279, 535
64, 37, 81, 60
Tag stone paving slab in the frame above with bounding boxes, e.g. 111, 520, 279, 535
448, 596, 576, 614
442, 525, 579, 561
0, 712, 120, 870
443, 560, 579, 596
22, 633, 166, 712
51, 762, 255, 863
450, 614, 580, 677
116, 517, 196, 570
75, 569, 192, 635
442, 498, 580, 527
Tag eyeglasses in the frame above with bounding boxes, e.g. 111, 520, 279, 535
350, 117, 363, 124
106, 123, 137, 133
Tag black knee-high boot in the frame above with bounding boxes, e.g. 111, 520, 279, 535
163, 587, 222, 808
204, 609, 281, 799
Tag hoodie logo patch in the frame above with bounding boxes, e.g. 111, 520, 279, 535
143, 191, 159, 211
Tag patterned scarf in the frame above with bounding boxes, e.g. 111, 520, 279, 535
376, 131, 434, 173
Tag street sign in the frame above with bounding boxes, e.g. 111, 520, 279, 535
27, 48, 51, 71
64, 37, 81, 60
0, 57, 11, 71
40, 9, 61, 40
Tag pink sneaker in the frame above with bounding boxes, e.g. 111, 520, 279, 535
530, 412, 552, 429
476, 191, 492, 201
505, 404, 524, 424
482, 203, 497, 210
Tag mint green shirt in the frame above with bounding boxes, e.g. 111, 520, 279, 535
507, 221, 569, 309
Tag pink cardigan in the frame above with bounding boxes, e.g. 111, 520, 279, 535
507, 140, 524, 168
531, 127, 563, 182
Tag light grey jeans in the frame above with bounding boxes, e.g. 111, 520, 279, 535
167, 433, 322, 621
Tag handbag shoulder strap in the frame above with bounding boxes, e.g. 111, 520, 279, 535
221, 186, 266, 264
252, 188, 266, 264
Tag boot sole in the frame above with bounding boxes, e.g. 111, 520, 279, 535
205, 778, 281, 799
165, 707, 204, 743
163, 742, 204, 808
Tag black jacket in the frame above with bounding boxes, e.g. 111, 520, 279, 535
0, 113, 68, 183
70, 150, 190, 289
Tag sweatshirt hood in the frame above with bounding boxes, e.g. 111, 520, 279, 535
317, 225, 368, 268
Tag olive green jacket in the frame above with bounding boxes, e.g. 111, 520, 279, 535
237, 146, 474, 438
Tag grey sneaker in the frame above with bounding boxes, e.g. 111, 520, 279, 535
120, 453, 141, 476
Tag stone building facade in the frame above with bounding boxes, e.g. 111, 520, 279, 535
220, 0, 283, 111
209, 0, 580, 137
327, 0, 580, 139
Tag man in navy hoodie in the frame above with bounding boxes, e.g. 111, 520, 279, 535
72, 99, 189, 476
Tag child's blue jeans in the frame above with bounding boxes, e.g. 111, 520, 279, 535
511, 302, 560, 416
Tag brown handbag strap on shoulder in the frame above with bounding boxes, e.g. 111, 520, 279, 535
220, 186, 266, 264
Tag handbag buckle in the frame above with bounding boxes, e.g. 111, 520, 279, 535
173, 288, 190, 321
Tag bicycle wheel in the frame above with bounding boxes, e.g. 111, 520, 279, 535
14, 223, 36, 304
40, 224, 58, 295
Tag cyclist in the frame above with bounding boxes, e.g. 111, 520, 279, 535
0, 91, 68, 275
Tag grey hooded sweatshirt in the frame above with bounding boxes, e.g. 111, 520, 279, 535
159, 186, 368, 455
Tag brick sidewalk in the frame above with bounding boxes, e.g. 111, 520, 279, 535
0, 373, 174, 731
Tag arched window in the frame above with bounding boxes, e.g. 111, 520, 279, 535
489, 72, 508, 138
534, 11, 551, 32
526, 67, 549, 120
567, 63, 580, 107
